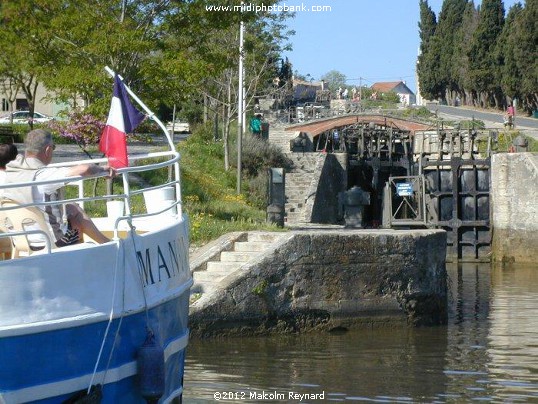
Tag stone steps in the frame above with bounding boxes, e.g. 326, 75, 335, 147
233, 241, 268, 252
220, 251, 254, 262
191, 232, 286, 297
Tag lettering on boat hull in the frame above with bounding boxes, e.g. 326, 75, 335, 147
136, 236, 187, 287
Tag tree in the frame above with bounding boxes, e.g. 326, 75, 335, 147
417, 0, 441, 100
452, 1, 479, 105
495, 3, 524, 108
511, 0, 538, 113
188, 4, 292, 170
320, 70, 347, 93
435, 0, 468, 104
0, 0, 258, 118
0, 0, 59, 127
468, 0, 505, 108
0, 0, 172, 120
417, 0, 536, 114
0, 77, 20, 117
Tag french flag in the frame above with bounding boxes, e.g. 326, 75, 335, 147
99, 74, 145, 168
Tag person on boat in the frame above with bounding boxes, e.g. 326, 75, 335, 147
3, 129, 114, 249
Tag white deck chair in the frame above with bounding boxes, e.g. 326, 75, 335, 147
0, 200, 56, 257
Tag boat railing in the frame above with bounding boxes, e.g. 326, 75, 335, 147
0, 66, 185, 257
0, 148, 183, 255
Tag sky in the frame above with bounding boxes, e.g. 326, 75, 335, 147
280, 0, 522, 93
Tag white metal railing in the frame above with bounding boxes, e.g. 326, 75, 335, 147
0, 149, 183, 248
0, 67, 184, 253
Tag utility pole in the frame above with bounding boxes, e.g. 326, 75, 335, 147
359, 77, 362, 107
236, 16, 244, 195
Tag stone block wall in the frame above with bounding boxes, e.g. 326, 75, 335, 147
189, 229, 447, 338
491, 153, 538, 263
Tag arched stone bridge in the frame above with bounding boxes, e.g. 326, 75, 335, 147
269, 114, 434, 153
287, 114, 433, 135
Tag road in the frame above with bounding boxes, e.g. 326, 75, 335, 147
426, 103, 538, 140
14, 132, 189, 164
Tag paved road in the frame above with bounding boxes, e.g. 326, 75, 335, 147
426, 103, 538, 140
14, 132, 188, 164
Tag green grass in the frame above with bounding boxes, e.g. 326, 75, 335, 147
178, 125, 284, 245
493, 130, 538, 152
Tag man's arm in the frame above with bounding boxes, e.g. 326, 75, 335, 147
67, 164, 115, 178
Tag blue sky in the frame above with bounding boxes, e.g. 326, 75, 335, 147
281, 0, 522, 93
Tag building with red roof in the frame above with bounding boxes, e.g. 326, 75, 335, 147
371, 81, 416, 106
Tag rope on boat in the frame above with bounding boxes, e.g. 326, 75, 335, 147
102, 237, 128, 383
87, 237, 124, 395
128, 225, 151, 326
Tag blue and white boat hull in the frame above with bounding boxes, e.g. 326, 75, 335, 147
0, 220, 192, 404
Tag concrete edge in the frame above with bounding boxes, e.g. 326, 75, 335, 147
190, 228, 447, 313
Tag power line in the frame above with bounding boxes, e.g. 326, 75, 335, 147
347, 74, 415, 83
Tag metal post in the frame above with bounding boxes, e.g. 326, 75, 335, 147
237, 18, 244, 195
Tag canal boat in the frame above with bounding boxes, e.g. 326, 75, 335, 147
0, 71, 192, 403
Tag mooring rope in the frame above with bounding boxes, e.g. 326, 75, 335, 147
87, 238, 124, 395
101, 233, 128, 388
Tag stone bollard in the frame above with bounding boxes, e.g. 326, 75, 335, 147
512, 135, 529, 152
267, 204, 285, 227
342, 186, 370, 228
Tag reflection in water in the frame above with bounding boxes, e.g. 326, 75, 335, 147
183, 263, 538, 402
487, 264, 538, 401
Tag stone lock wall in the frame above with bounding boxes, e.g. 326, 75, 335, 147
491, 153, 538, 263
189, 229, 448, 338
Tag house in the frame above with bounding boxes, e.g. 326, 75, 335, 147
371, 81, 416, 106
1, 80, 70, 118
292, 78, 324, 105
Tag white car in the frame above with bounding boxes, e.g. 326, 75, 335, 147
0, 111, 54, 124
165, 120, 190, 133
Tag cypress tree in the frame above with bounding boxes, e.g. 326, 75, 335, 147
512, 0, 538, 114
495, 3, 524, 108
417, 0, 441, 100
453, 1, 479, 105
468, 0, 505, 108
434, 0, 468, 105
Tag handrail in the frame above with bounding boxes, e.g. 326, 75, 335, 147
0, 150, 183, 249
0, 69, 184, 254
0, 151, 180, 192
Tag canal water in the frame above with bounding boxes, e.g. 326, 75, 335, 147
183, 263, 538, 402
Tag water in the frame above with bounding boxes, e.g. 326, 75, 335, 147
183, 263, 538, 402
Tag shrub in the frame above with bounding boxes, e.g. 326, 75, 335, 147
234, 134, 293, 178
48, 111, 105, 148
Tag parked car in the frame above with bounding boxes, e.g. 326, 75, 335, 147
0, 111, 54, 124
165, 120, 190, 133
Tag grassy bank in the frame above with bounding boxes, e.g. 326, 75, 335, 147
142, 123, 288, 246
61, 123, 287, 246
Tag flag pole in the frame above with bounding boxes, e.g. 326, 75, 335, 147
103, 66, 182, 217
104, 66, 175, 152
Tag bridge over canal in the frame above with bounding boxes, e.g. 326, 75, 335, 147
267, 113, 496, 262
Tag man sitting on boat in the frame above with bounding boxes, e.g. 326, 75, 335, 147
2, 129, 114, 250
